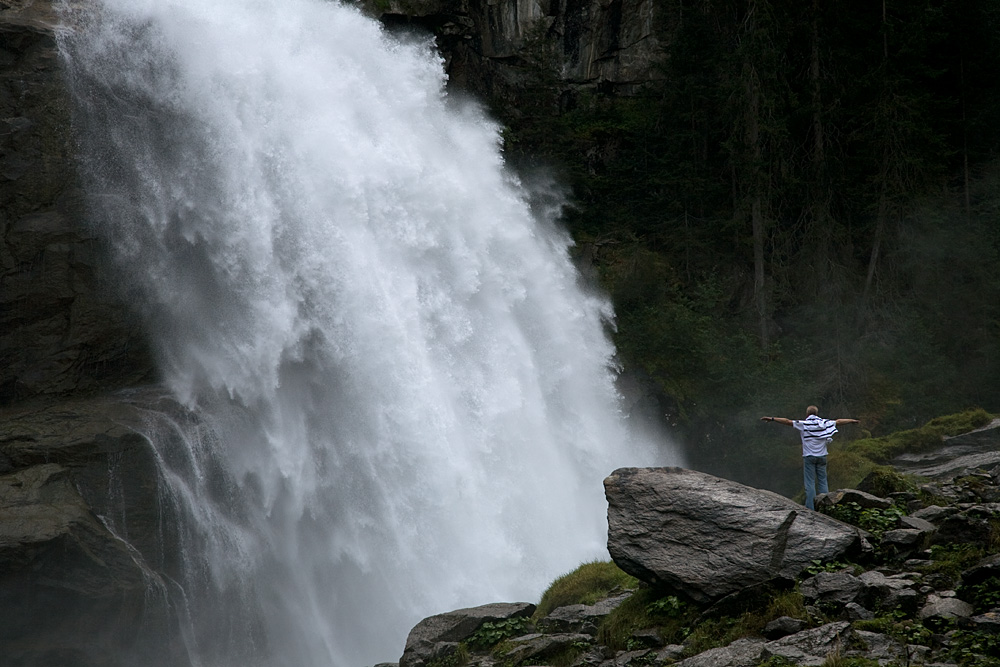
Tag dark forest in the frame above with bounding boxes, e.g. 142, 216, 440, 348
492, 0, 1000, 492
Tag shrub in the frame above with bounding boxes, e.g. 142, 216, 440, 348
855, 468, 918, 497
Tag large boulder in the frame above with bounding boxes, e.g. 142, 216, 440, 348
604, 467, 869, 603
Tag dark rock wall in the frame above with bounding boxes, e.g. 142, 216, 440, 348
1, 4, 171, 663
0, 390, 188, 667
370, 0, 665, 107
0, 0, 151, 405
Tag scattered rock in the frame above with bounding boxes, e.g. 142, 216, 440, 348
844, 602, 874, 621
629, 627, 665, 648
656, 644, 685, 661
762, 616, 807, 639
900, 515, 937, 533
961, 552, 1000, 586
911, 505, 954, 522
969, 611, 1000, 635
882, 528, 925, 547
800, 571, 862, 606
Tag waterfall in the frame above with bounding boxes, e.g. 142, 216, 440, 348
57, 0, 680, 664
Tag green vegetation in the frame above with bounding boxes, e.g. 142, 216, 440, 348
949, 630, 1000, 666
483, 0, 1000, 494
821, 502, 907, 539
918, 543, 985, 583
595, 587, 689, 651
854, 610, 933, 646
960, 576, 1000, 612
425, 643, 469, 667
466, 618, 530, 651
846, 409, 994, 463
533, 560, 638, 620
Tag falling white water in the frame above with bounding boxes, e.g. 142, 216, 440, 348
58, 0, 680, 664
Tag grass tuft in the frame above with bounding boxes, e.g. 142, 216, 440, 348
533, 560, 638, 621
845, 409, 993, 463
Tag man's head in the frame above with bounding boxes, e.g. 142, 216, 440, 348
806, 405, 819, 416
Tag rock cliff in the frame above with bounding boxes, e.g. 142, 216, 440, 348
0, 388, 190, 667
362, 0, 666, 109
1, 0, 152, 405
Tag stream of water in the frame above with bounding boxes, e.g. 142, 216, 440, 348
57, 0, 680, 663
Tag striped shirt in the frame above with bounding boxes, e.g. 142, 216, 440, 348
793, 414, 838, 457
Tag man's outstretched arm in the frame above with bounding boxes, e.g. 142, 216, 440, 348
760, 416, 794, 426
834, 418, 860, 425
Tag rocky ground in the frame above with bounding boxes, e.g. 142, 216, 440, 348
393, 423, 1000, 667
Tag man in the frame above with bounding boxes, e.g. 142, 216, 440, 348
760, 406, 860, 510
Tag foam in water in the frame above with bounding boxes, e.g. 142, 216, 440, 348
57, 0, 681, 664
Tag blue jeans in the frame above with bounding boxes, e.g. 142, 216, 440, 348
803, 455, 828, 510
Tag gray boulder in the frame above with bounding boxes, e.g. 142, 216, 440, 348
399, 602, 535, 667
857, 571, 920, 613
882, 528, 925, 547
674, 638, 765, 667
844, 602, 874, 621
604, 467, 870, 603
762, 621, 852, 666
911, 505, 953, 522
919, 596, 974, 623
762, 616, 807, 639
899, 515, 937, 533
969, 611, 1000, 635
800, 571, 862, 606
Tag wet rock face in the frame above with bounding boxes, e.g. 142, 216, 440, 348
0, 389, 186, 667
0, 1, 152, 404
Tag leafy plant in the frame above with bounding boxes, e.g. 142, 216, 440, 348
805, 559, 851, 575
960, 576, 1000, 612
645, 595, 685, 618
949, 629, 1000, 666
467, 617, 530, 650
846, 410, 994, 463
821, 501, 906, 538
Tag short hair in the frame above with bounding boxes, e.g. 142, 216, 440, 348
806, 405, 819, 416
